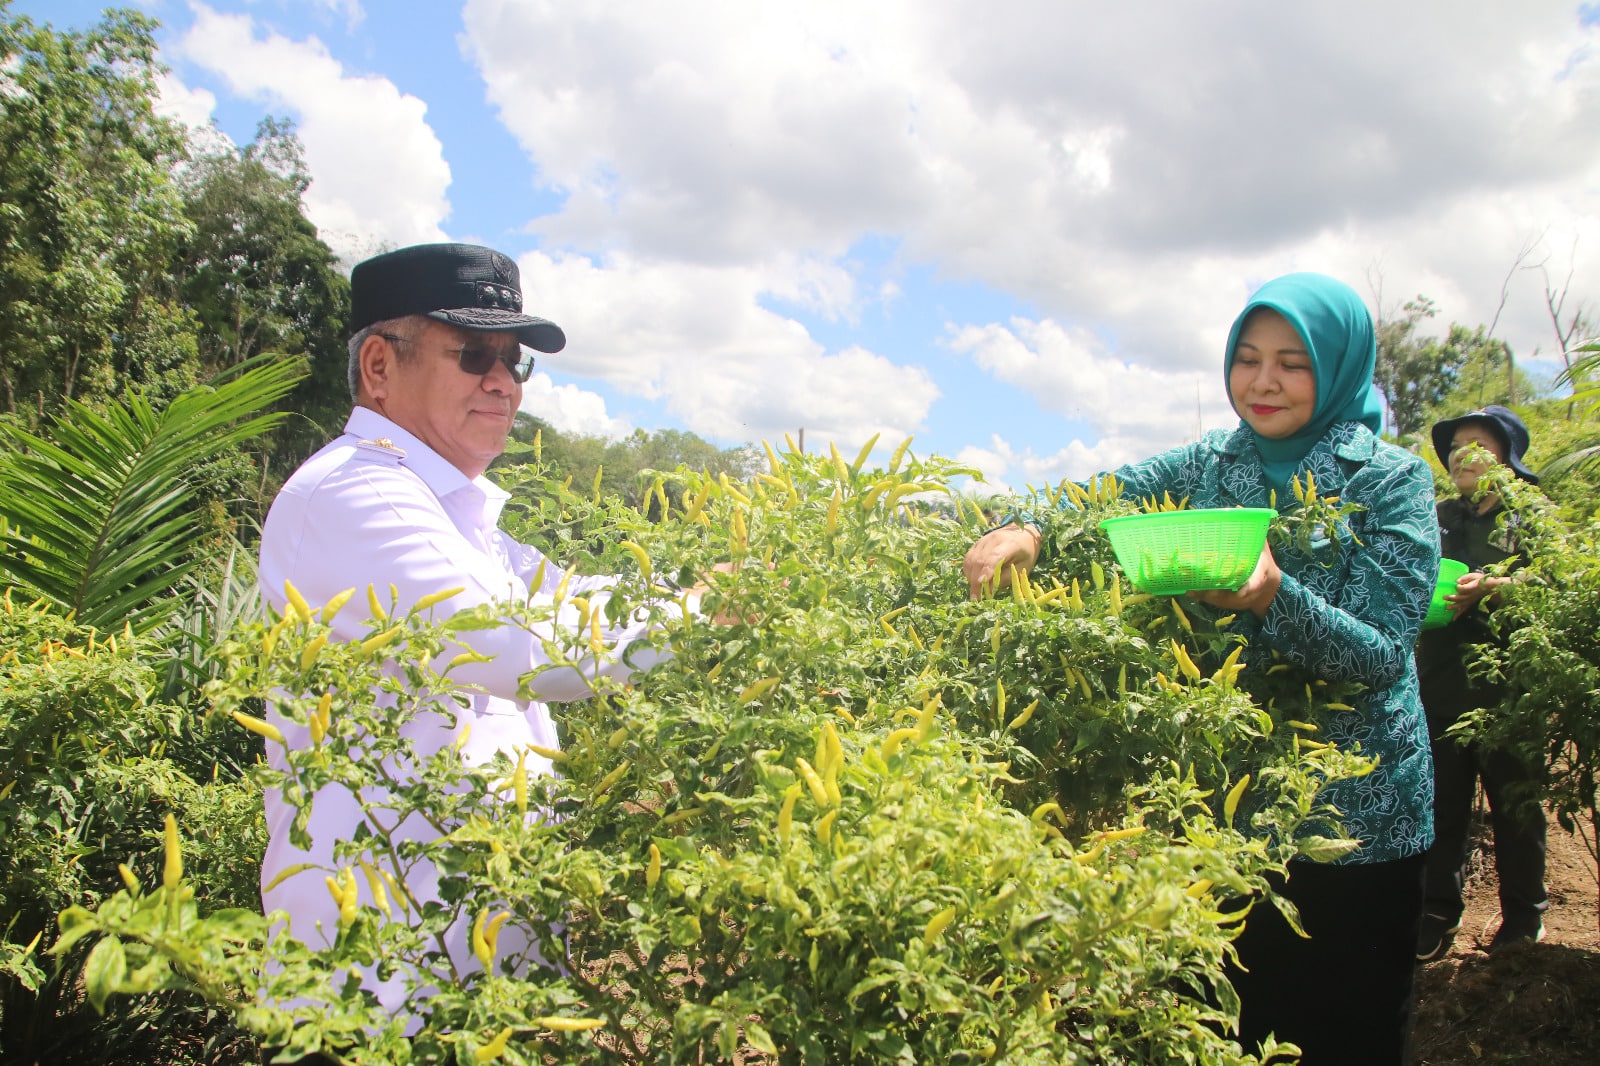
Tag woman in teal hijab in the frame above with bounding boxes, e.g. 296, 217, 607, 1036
964, 273, 1441, 1065
1224, 272, 1387, 492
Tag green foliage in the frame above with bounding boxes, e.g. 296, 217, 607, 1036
1455, 465, 1600, 878
61, 444, 1378, 1064
0, 594, 265, 1062
1413, 329, 1543, 441
174, 116, 353, 473
0, 357, 302, 633
0, 5, 193, 418
1538, 342, 1600, 482
504, 418, 762, 518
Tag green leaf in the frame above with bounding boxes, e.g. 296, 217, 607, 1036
83, 936, 128, 1014
0, 357, 302, 632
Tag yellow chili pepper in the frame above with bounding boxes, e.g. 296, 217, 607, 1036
619, 540, 652, 580
162, 813, 182, 889
411, 585, 466, 615
283, 580, 313, 624
738, 676, 781, 705
512, 750, 528, 815
299, 634, 327, 673
534, 1017, 606, 1032
319, 587, 355, 623
915, 694, 940, 741
1171, 640, 1202, 683
659, 806, 705, 826
923, 906, 957, 946
366, 584, 388, 621
777, 784, 801, 843
795, 757, 829, 807
232, 711, 285, 745
359, 861, 392, 918
591, 759, 632, 799
262, 862, 316, 893
359, 625, 404, 656
1224, 773, 1251, 829
815, 808, 838, 846
887, 434, 913, 474
1006, 699, 1040, 731
474, 1027, 514, 1062
472, 908, 494, 967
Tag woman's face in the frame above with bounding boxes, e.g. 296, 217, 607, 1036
1229, 309, 1317, 440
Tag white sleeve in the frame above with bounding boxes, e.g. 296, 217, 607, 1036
259, 461, 676, 704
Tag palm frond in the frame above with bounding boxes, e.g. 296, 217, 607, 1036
0, 356, 303, 632
1555, 343, 1600, 415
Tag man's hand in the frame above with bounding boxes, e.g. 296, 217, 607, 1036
1188, 542, 1282, 618
962, 524, 1042, 600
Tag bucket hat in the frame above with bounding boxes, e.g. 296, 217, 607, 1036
1430, 405, 1538, 484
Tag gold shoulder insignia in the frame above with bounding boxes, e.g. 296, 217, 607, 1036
355, 437, 407, 459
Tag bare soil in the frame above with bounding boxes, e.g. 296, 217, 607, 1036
1413, 805, 1600, 1066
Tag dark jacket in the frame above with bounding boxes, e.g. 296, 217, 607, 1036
1415, 496, 1525, 730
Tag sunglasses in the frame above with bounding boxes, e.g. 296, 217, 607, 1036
377, 332, 536, 383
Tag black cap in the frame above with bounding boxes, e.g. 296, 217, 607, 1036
1430, 405, 1538, 484
349, 243, 566, 353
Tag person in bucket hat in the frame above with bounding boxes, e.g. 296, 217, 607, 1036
256, 244, 729, 1054
1415, 405, 1548, 963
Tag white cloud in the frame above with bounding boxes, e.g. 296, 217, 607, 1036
515, 249, 939, 448
949, 316, 1232, 451
314, 0, 365, 31
518, 373, 632, 439
460, 0, 1600, 371
153, 71, 220, 134
173, 3, 451, 260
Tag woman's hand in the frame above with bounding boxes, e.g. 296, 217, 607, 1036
1446, 570, 1507, 617
1189, 542, 1283, 618
962, 524, 1041, 600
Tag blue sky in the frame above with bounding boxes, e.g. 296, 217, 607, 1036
20, 1, 1600, 492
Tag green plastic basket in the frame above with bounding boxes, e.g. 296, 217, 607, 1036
1421, 559, 1471, 631
1097, 508, 1275, 595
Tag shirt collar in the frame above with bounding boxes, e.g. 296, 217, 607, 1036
342, 407, 510, 514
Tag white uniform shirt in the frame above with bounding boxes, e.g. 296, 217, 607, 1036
257, 406, 676, 1010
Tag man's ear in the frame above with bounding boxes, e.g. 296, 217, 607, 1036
358, 333, 396, 404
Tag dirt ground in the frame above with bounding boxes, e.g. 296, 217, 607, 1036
1413, 806, 1600, 1066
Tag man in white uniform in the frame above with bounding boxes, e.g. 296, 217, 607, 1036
256, 243, 685, 1031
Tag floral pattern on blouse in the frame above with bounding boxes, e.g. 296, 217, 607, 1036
1071, 420, 1441, 864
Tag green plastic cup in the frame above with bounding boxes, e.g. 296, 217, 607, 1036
1421, 559, 1472, 630
1097, 508, 1275, 595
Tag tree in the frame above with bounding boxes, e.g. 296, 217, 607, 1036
0, 6, 193, 419
173, 117, 352, 474
1373, 297, 1466, 440
1419, 325, 1541, 430
504, 417, 760, 515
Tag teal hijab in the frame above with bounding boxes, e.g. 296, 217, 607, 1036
1223, 272, 1383, 492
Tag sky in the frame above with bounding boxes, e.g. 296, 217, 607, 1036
20, 0, 1600, 493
